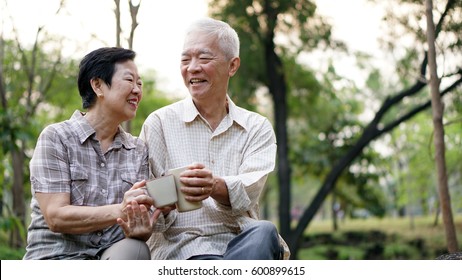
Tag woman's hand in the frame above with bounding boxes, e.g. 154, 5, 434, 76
156, 205, 176, 216
120, 180, 154, 218
116, 200, 161, 241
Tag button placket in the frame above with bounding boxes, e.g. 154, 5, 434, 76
99, 157, 108, 198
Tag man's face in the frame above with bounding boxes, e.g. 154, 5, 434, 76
180, 32, 235, 101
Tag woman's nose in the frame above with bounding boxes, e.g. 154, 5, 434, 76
132, 83, 142, 93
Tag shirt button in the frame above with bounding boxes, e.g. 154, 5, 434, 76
211, 160, 215, 164
100, 163, 105, 167
101, 189, 107, 194
97, 231, 102, 236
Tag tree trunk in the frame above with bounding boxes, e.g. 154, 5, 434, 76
114, 0, 121, 48
425, 0, 458, 253
433, 204, 440, 227
332, 194, 338, 231
118, 0, 141, 134
263, 1, 292, 244
0, 34, 6, 108
11, 147, 26, 248
128, 0, 140, 50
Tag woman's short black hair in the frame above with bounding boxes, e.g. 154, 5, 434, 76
78, 47, 136, 109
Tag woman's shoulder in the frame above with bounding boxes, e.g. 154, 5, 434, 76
38, 118, 76, 140
39, 111, 86, 138
119, 129, 148, 152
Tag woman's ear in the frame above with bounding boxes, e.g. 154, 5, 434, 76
90, 78, 103, 97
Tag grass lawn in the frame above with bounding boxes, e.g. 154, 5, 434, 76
297, 215, 462, 260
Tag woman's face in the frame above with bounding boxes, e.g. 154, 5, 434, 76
99, 60, 143, 123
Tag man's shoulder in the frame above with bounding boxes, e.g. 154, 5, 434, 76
231, 104, 270, 127
150, 99, 185, 117
234, 105, 265, 117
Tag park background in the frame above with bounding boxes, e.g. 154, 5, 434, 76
1, 0, 461, 260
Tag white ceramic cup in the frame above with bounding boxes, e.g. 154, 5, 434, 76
145, 175, 178, 208
167, 166, 202, 212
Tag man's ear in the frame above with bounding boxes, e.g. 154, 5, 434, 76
228, 57, 240, 77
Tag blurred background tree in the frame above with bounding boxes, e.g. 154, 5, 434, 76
0, 0, 460, 259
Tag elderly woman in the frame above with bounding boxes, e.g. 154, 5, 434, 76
23, 47, 159, 260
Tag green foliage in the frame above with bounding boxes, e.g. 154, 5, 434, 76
383, 242, 421, 259
0, 110, 33, 153
287, 59, 388, 217
131, 86, 174, 136
38, 59, 82, 123
357, 184, 387, 217
0, 245, 25, 260
0, 37, 76, 142
298, 215, 462, 259
0, 193, 28, 256
377, 0, 462, 52
1, 35, 79, 190
298, 244, 366, 260
376, 0, 462, 90
0, 215, 27, 246
382, 104, 462, 216
358, 0, 462, 217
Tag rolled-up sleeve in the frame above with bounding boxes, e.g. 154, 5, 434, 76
218, 119, 277, 217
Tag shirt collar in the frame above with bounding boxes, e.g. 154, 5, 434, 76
182, 95, 248, 131
69, 110, 135, 149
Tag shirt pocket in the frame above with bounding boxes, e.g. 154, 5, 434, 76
120, 168, 139, 193
69, 164, 89, 205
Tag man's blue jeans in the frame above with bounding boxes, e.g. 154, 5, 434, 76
188, 220, 283, 260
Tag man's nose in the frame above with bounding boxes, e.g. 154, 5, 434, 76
187, 58, 201, 72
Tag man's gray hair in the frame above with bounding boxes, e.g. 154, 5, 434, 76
185, 17, 240, 60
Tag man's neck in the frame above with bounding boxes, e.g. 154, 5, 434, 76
194, 97, 229, 131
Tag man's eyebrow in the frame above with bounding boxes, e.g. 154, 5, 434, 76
181, 48, 214, 56
198, 49, 213, 55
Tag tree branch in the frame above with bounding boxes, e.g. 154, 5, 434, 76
289, 57, 460, 256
